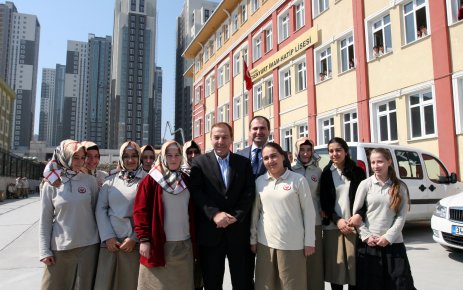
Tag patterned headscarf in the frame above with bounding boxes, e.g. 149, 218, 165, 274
43, 139, 85, 184
149, 140, 186, 194
294, 137, 320, 167
140, 144, 156, 170
118, 141, 142, 180
180, 140, 201, 175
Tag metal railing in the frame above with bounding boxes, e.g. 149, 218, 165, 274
0, 149, 45, 179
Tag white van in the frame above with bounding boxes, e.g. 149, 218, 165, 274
314, 142, 463, 221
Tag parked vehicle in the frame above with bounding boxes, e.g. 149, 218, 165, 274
431, 192, 463, 251
315, 142, 463, 221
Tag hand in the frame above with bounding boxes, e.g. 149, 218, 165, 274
140, 242, 151, 258
348, 214, 363, 227
320, 210, 327, 218
213, 212, 235, 228
336, 218, 354, 235
304, 246, 315, 257
105, 237, 121, 252
367, 236, 379, 247
376, 236, 390, 247
119, 238, 136, 252
250, 244, 257, 254
40, 256, 55, 266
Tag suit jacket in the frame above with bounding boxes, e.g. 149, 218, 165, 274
237, 145, 292, 179
190, 151, 255, 247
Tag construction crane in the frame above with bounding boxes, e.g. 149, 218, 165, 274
163, 121, 185, 145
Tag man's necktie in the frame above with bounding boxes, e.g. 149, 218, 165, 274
252, 148, 261, 175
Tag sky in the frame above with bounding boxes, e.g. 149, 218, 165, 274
8, 0, 187, 141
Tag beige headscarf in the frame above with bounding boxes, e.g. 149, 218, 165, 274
149, 140, 186, 194
43, 139, 85, 184
294, 137, 320, 167
81, 140, 100, 175
140, 144, 156, 171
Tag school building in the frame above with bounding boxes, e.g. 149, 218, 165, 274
182, 0, 463, 176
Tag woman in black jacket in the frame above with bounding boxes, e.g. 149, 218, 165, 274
320, 137, 366, 290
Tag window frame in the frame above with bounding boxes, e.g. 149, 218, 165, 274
280, 127, 293, 152
253, 34, 262, 61
313, 0, 329, 17
315, 45, 332, 83
295, 59, 307, 92
343, 111, 359, 142
295, 0, 305, 30
452, 73, 463, 134
265, 26, 273, 53
278, 10, 290, 43
253, 83, 263, 111
366, 13, 393, 61
279, 65, 292, 99
233, 95, 242, 120
372, 99, 398, 143
339, 34, 355, 73
407, 90, 436, 139
403, 0, 430, 45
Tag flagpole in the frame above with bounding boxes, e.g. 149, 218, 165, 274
242, 53, 246, 149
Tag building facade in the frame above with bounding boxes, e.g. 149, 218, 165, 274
38, 68, 55, 144
184, 0, 463, 176
87, 34, 112, 148
110, 0, 157, 148
0, 2, 40, 152
0, 78, 15, 151
174, 0, 219, 143
150, 66, 162, 146
49, 64, 66, 147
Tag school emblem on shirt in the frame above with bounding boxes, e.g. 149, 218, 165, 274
78, 187, 87, 194
283, 184, 292, 191
311, 175, 319, 182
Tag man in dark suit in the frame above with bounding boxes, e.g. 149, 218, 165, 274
237, 115, 291, 178
190, 122, 255, 290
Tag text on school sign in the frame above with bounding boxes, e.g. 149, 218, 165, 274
249, 28, 318, 82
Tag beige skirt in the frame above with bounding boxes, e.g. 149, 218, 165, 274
93, 246, 140, 290
307, 225, 324, 290
137, 240, 194, 290
323, 229, 357, 285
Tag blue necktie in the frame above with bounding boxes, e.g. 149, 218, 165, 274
218, 157, 228, 188
252, 148, 261, 175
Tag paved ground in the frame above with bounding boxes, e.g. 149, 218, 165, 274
0, 196, 461, 290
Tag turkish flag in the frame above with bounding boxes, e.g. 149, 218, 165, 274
243, 61, 253, 91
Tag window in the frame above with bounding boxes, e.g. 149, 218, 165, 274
316, 46, 332, 82
265, 78, 274, 106
205, 77, 211, 97
241, 2, 248, 23
343, 112, 358, 142
403, 0, 429, 44
295, 1, 305, 30
233, 96, 242, 120
224, 63, 230, 83
375, 100, 398, 142
194, 119, 201, 138
205, 112, 214, 133
265, 27, 273, 52
447, 0, 463, 24
218, 66, 225, 87
251, 0, 260, 13
232, 12, 239, 33
218, 104, 230, 123
423, 153, 449, 183
233, 53, 241, 76
368, 14, 392, 60
313, 0, 329, 17
454, 76, 463, 133
319, 117, 334, 145
395, 150, 423, 179
243, 48, 248, 64
340, 35, 355, 72
296, 60, 307, 92
253, 84, 263, 111
216, 31, 222, 49
194, 86, 202, 104
281, 128, 293, 152
279, 67, 292, 99
298, 124, 308, 137
253, 35, 262, 61
408, 91, 435, 138
278, 11, 290, 43
244, 92, 249, 116
223, 23, 230, 41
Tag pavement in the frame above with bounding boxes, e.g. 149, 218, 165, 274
0, 195, 462, 290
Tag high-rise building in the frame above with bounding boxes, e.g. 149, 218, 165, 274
63, 40, 88, 141
38, 68, 55, 144
0, 78, 15, 151
174, 0, 218, 143
87, 34, 112, 148
150, 66, 162, 146
0, 1, 40, 152
50, 64, 65, 147
110, 0, 157, 148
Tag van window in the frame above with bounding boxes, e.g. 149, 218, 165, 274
395, 150, 423, 179
422, 153, 448, 183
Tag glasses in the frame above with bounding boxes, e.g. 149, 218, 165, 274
122, 154, 139, 160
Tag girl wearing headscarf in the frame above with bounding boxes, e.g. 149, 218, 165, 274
140, 144, 156, 172
94, 141, 147, 290
181, 140, 201, 176
292, 137, 324, 290
81, 141, 108, 187
134, 140, 196, 290
39, 139, 100, 290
